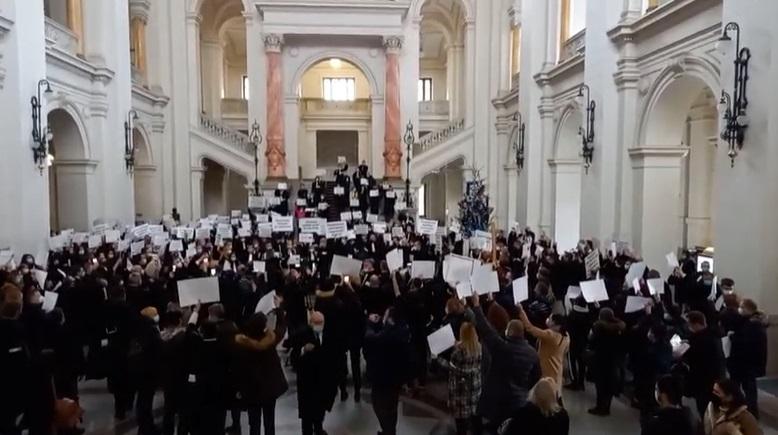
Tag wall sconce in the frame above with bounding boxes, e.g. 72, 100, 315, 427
249, 119, 263, 195
124, 109, 139, 173
717, 22, 751, 167
576, 84, 596, 173
513, 112, 525, 172
30, 79, 53, 173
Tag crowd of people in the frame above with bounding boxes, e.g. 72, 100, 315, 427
0, 163, 771, 435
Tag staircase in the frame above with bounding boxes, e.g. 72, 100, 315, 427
190, 114, 256, 178
411, 119, 474, 182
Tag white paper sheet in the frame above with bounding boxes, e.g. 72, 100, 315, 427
470, 264, 499, 295
272, 216, 294, 233
326, 221, 348, 239
625, 296, 652, 313
255, 291, 277, 314
721, 335, 732, 358
455, 280, 473, 299
427, 324, 456, 357
625, 262, 647, 286
33, 269, 48, 287
373, 222, 387, 234
253, 261, 266, 274
666, 252, 680, 269
585, 251, 600, 276
566, 286, 582, 300
647, 278, 664, 296
299, 218, 323, 234
177, 277, 220, 307
411, 261, 436, 279
512, 276, 529, 304
169, 240, 184, 252
330, 255, 363, 277
697, 256, 714, 272
386, 249, 404, 272
416, 218, 439, 236
299, 233, 314, 244
580, 279, 609, 302
42, 291, 59, 312
443, 255, 475, 285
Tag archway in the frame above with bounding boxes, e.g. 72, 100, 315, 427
635, 70, 719, 266
202, 158, 249, 216
47, 108, 91, 231
550, 106, 583, 252
132, 127, 160, 222
297, 58, 373, 179
199, 0, 246, 124
419, 0, 468, 126
420, 156, 465, 226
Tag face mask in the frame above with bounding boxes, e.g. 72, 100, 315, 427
152, 315, 160, 324
312, 325, 324, 334
738, 308, 748, 316
1, 302, 22, 319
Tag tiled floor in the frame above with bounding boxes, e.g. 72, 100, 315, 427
76, 374, 778, 435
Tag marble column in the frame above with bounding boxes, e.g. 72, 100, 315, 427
200, 39, 224, 118
382, 36, 403, 179
190, 166, 206, 220
264, 33, 286, 179
186, 12, 202, 125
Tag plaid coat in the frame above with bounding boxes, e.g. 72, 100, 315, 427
448, 345, 483, 418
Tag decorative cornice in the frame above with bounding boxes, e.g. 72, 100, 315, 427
132, 83, 170, 109
613, 57, 641, 91
628, 146, 690, 168
608, 0, 713, 46
534, 55, 584, 87
0, 14, 13, 37
263, 33, 283, 52
491, 87, 519, 110
45, 48, 115, 84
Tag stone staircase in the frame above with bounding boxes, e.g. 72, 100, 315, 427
411, 118, 474, 183
190, 115, 256, 178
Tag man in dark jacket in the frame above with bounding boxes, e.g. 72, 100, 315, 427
363, 307, 412, 435
727, 299, 768, 418
641, 375, 695, 435
588, 307, 626, 416
683, 310, 725, 418
132, 306, 162, 435
470, 295, 541, 431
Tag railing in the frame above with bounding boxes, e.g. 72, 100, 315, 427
419, 100, 450, 117
44, 18, 79, 55
198, 114, 255, 155
221, 98, 248, 116
415, 119, 465, 155
560, 29, 586, 62
300, 98, 371, 116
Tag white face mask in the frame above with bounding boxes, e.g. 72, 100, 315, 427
312, 325, 324, 334
152, 315, 160, 324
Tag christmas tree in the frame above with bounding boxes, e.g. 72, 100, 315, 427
458, 169, 493, 238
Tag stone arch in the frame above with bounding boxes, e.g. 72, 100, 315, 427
411, 0, 474, 24
47, 107, 93, 232
45, 100, 91, 160
132, 124, 154, 166
553, 102, 584, 160
638, 54, 720, 146
290, 51, 381, 97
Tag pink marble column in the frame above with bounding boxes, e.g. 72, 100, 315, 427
383, 36, 403, 179
264, 33, 286, 178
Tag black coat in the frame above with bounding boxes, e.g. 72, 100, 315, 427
502, 402, 569, 435
683, 327, 725, 396
290, 326, 340, 418
728, 312, 768, 378
641, 406, 696, 435
472, 307, 541, 423
588, 318, 626, 382
363, 320, 412, 389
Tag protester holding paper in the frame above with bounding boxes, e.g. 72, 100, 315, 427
586, 308, 626, 416
516, 304, 569, 392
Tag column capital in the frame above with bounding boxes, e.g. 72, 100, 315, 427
263, 33, 284, 52
382, 36, 403, 54
629, 146, 689, 169
129, 0, 151, 24
186, 12, 202, 25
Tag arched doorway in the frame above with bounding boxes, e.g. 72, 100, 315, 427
202, 158, 249, 216
47, 108, 91, 231
420, 156, 465, 225
636, 68, 719, 266
297, 58, 373, 178
132, 128, 160, 223
550, 106, 583, 252
419, 0, 468, 125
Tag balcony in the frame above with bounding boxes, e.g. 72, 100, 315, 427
44, 18, 79, 56
559, 29, 586, 62
300, 98, 371, 119
419, 100, 450, 118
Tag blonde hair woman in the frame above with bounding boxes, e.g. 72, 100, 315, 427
448, 321, 483, 435
500, 378, 569, 435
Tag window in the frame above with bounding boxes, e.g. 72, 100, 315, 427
323, 77, 355, 101
417, 184, 426, 216
242, 75, 250, 100
418, 78, 433, 102
510, 26, 522, 77
559, 0, 587, 44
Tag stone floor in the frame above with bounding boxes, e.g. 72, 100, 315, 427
75, 355, 778, 435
